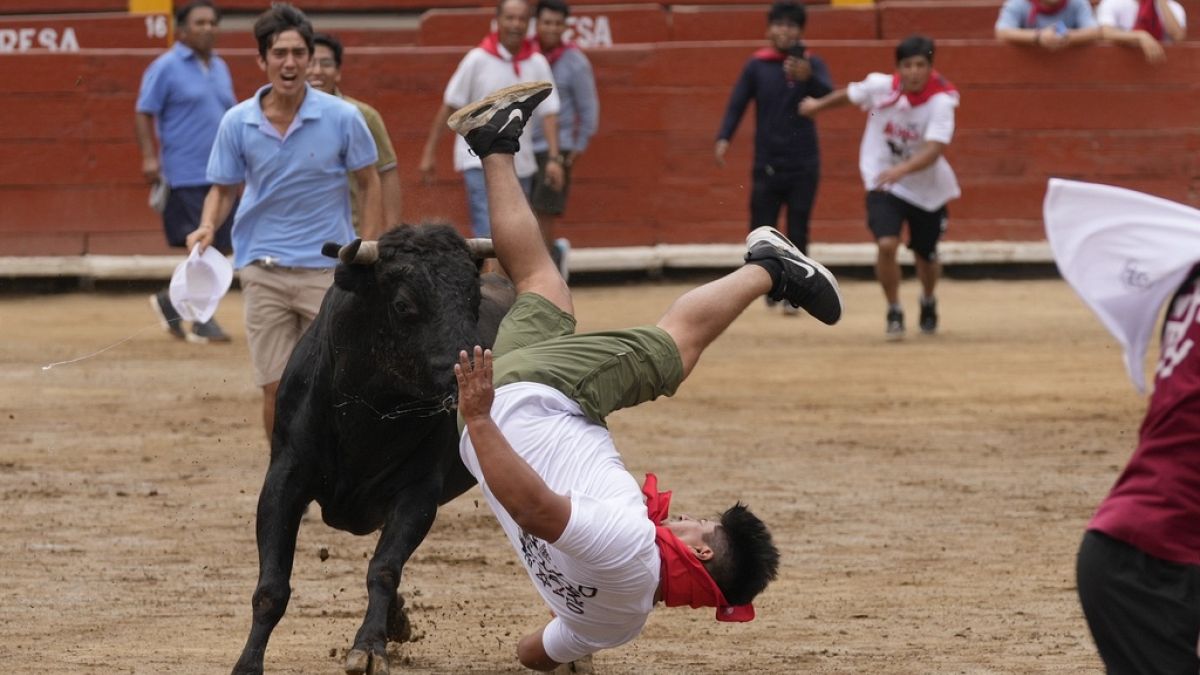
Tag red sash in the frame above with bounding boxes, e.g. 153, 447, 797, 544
536, 40, 578, 66
879, 69, 958, 109
478, 32, 538, 76
1134, 0, 1165, 40
642, 473, 755, 622
1026, 0, 1069, 26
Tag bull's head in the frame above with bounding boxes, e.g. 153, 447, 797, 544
322, 225, 497, 409
322, 238, 494, 266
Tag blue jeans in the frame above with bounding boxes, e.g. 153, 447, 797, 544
462, 168, 534, 238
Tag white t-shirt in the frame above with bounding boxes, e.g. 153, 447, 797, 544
459, 382, 660, 664
1096, 0, 1186, 38
443, 46, 561, 178
847, 72, 961, 212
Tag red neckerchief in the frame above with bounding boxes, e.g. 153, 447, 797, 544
753, 47, 787, 62
1134, 0, 1165, 40
1026, 0, 1069, 26
536, 39, 578, 66
879, 69, 957, 109
642, 473, 755, 622
478, 32, 538, 76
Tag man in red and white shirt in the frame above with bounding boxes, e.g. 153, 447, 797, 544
419, 0, 564, 238
801, 34, 960, 340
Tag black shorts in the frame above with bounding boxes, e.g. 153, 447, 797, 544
1077, 530, 1200, 675
530, 152, 573, 216
865, 190, 947, 261
163, 185, 234, 255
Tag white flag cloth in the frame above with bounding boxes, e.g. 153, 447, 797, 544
168, 245, 234, 324
1043, 178, 1200, 392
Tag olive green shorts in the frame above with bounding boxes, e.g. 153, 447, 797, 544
489, 292, 685, 427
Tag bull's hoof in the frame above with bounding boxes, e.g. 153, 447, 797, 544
344, 647, 389, 675
387, 594, 413, 643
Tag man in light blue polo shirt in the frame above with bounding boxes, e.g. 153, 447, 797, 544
187, 3, 382, 440
136, 0, 237, 343
995, 0, 1101, 50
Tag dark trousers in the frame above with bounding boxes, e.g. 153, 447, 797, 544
1077, 530, 1200, 675
749, 165, 818, 254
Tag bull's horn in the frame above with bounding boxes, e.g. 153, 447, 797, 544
338, 239, 379, 265
465, 238, 494, 259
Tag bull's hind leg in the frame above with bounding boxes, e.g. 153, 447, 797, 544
232, 455, 311, 675
344, 485, 441, 675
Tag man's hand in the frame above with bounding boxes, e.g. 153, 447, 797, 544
714, 139, 730, 167
874, 165, 907, 188
1037, 26, 1069, 50
454, 347, 494, 423
186, 224, 215, 252
1137, 30, 1166, 63
798, 96, 821, 117
544, 160, 565, 191
141, 156, 162, 184
784, 56, 812, 82
418, 150, 436, 186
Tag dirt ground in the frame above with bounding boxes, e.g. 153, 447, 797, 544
0, 276, 1146, 673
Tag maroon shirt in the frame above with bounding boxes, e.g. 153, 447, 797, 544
1089, 270, 1200, 565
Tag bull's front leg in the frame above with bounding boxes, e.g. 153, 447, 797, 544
232, 454, 312, 675
343, 485, 441, 675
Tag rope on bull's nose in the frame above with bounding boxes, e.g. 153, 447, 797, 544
332, 392, 457, 420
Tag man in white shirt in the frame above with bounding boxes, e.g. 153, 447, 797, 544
419, 0, 564, 237
446, 81, 844, 670
1096, 0, 1186, 63
800, 35, 960, 340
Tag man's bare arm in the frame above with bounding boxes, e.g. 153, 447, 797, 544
186, 183, 241, 251
455, 347, 571, 543
353, 165, 384, 240
419, 104, 455, 184
134, 112, 161, 184
517, 623, 563, 671
379, 167, 403, 230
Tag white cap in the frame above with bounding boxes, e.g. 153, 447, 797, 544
168, 245, 234, 323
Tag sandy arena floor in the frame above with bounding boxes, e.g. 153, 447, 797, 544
0, 276, 1146, 673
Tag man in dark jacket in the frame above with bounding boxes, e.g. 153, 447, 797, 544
715, 1, 833, 313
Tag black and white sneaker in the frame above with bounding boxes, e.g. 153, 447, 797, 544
149, 290, 185, 340
446, 82, 553, 158
919, 297, 938, 335
188, 317, 232, 344
744, 226, 842, 325
886, 308, 905, 341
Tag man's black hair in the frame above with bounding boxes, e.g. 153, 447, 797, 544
896, 34, 935, 64
702, 502, 780, 606
253, 3, 314, 59
536, 0, 571, 18
313, 32, 344, 68
767, 1, 807, 28
176, 0, 219, 27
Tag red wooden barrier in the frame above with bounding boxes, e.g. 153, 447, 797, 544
2, 41, 1198, 256
0, 12, 170, 52
419, 5, 670, 47
879, 0, 1001, 40
670, 5, 879, 42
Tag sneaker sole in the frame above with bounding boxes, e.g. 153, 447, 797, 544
446, 81, 554, 136
148, 294, 185, 339
746, 226, 844, 318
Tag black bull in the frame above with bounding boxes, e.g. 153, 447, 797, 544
232, 225, 516, 675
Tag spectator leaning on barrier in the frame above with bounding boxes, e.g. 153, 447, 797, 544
1096, 0, 1186, 63
135, 0, 236, 344
994, 0, 1102, 50
186, 3, 382, 441
307, 31, 401, 235
528, 0, 599, 281
800, 35, 959, 341
419, 0, 563, 238
714, 0, 833, 317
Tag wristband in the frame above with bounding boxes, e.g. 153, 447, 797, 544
549, 155, 565, 165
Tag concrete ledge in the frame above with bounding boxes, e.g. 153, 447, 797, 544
0, 241, 1054, 280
